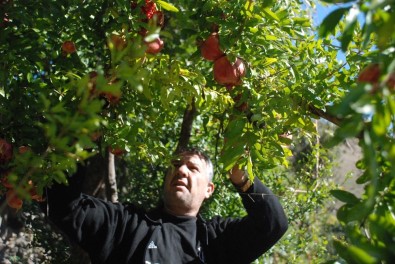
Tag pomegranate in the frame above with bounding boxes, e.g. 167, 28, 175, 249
386, 72, 395, 90
140, 10, 164, 28
61, 40, 76, 54
102, 91, 121, 105
200, 32, 224, 61
357, 63, 380, 84
141, 0, 157, 20
88, 71, 98, 96
0, 138, 13, 164
130, 1, 138, 10
213, 56, 246, 86
0, 13, 9, 28
109, 146, 124, 156
6, 189, 23, 210
29, 188, 44, 201
90, 131, 102, 141
145, 37, 164, 54
110, 34, 127, 51
27, 180, 44, 201
18, 146, 31, 154
1, 171, 12, 188
233, 93, 249, 112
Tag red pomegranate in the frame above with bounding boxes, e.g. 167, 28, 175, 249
0, 138, 13, 164
61, 40, 76, 54
200, 32, 224, 61
6, 189, 23, 210
109, 146, 124, 156
110, 34, 127, 51
145, 37, 164, 54
213, 56, 246, 86
151, 11, 164, 28
141, 0, 157, 20
386, 72, 395, 90
357, 63, 380, 84
1, 171, 13, 188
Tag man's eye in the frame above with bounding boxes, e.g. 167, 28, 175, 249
189, 166, 199, 172
171, 160, 182, 168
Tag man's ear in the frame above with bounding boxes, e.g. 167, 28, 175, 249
205, 182, 215, 199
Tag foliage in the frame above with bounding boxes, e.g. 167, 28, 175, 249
318, 0, 395, 262
0, 0, 344, 194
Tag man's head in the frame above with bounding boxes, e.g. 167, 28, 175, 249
163, 149, 215, 217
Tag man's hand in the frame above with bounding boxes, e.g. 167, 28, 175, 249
229, 164, 246, 185
229, 164, 252, 192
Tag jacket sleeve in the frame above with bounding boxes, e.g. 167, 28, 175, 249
40, 166, 134, 263
207, 177, 288, 264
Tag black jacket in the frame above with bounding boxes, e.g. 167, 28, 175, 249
44, 176, 288, 264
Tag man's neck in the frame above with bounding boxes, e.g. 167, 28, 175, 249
164, 204, 198, 217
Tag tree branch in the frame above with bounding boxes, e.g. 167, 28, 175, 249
307, 104, 342, 126
175, 98, 197, 154
307, 104, 367, 140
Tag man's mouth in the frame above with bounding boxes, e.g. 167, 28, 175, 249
172, 180, 188, 189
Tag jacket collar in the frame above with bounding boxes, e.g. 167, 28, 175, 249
145, 206, 203, 224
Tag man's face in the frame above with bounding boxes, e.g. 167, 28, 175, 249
163, 153, 215, 216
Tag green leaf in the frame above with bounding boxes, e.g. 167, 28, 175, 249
263, 35, 278, 41
319, 7, 350, 37
262, 8, 280, 21
372, 102, 391, 136
246, 155, 254, 180
341, 7, 360, 51
332, 85, 366, 116
27, 72, 33, 82
251, 147, 265, 162
331, 189, 360, 205
220, 143, 246, 171
333, 240, 378, 264
338, 199, 374, 223
297, 117, 305, 126
356, 171, 371, 184
262, 57, 278, 67
224, 118, 246, 138
157, 1, 179, 12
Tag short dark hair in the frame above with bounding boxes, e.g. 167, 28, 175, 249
173, 148, 214, 182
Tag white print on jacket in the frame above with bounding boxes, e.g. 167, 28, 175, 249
147, 241, 158, 249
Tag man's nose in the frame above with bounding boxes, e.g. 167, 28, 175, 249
177, 164, 189, 177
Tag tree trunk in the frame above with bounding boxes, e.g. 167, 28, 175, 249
105, 151, 118, 203
175, 98, 197, 154
81, 153, 107, 199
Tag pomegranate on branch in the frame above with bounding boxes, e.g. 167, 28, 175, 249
200, 32, 224, 61
213, 56, 246, 86
6, 189, 23, 210
0, 138, 13, 164
61, 40, 77, 54
110, 34, 127, 51
145, 37, 164, 54
141, 0, 158, 20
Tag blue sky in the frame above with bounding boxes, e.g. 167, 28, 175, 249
313, 2, 340, 27
312, 2, 353, 62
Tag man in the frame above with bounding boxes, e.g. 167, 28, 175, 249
43, 148, 288, 264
